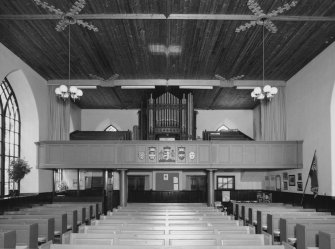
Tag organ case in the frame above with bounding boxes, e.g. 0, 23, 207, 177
138, 92, 196, 140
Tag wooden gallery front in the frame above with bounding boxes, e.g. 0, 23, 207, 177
36, 92, 302, 208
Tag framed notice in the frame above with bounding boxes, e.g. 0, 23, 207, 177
289, 175, 296, 186
297, 181, 303, 191
275, 175, 281, 191
222, 191, 230, 202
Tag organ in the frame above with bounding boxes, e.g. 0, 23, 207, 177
138, 92, 196, 140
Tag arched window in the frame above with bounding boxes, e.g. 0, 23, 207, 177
0, 78, 21, 196
105, 125, 118, 132
217, 124, 229, 131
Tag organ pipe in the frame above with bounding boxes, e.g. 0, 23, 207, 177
144, 92, 195, 140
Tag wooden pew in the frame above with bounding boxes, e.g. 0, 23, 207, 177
51, 202, 101, 220
94, 219, 239, 226
108, 211, 226, 216
81, 225, 253, 235
266, 212, 331, 241
100, 215, 232, 221
296, 222, 335, 249
0, 223, 38, 249
22, 206, 82, 230
0, 213, 67, 238
69, 233, 267, 246
44, 204, 90, 223
279, 216, 335, 244
0, 217, 54, 243
244, 203, 291, 226
6, 209, 77, 233
319, 231, 335, 249
0, 230, 16, 249
51, 244, 286, 249
256, 208, 315, 233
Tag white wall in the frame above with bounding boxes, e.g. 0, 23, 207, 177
0, 43, 52, 194
81, 109, 138, 131
286, 42, 335, 196
196, 110, 253, 139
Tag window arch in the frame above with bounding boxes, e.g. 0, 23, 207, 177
217, 124, 230, 131
0, 78, 20, 196
105, 125, 118, 132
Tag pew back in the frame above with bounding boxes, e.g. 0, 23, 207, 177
0, 217, 54, 242
0, 230, 16, 249
296, 223, 335, 249
279, 217, 335, 243
0, 223, 38, 249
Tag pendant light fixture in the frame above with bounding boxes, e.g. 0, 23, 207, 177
55, 25, 83, 101
251, 20, 278, 101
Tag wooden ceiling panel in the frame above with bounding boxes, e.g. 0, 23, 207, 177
1, 0, 335, 109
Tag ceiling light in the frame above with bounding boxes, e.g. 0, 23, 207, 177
121, 86, 155, 89
55, 26, 83, 101
251, 23, 278, 101
179, 86, 213, 89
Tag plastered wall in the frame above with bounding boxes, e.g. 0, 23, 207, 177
286, 42, 335, 196
0, 43, 52, 194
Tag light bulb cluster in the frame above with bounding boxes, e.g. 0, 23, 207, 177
251, 85, 278, 100
55, 85, 83, 101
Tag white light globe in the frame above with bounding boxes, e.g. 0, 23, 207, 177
257, 93, 265, 100
59, 85, 68, 92
55, 87, 61, 95
263, 85, 271, 93
63, 92, 69, 98
77, 89, 83, 97
251, 91, 256, 98
254, 87, 262, 94
270, 87, 278, 95
69, 86, 78, 93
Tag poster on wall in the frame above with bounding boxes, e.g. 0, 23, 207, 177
222, 191, 230, 202
158, 145, 176, 162
270, 175, 276, 190
289, 175, 296, 186
264, 176, 270, 190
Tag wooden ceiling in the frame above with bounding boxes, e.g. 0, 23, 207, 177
1, 0, 335, 109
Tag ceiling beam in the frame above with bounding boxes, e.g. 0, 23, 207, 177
1, 14, 335, 22
48, 79, 286, 88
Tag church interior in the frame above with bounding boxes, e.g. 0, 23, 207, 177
1, 0, 335, 248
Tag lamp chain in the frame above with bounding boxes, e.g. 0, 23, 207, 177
68, 25, 71, 86
262, 22, 265, 86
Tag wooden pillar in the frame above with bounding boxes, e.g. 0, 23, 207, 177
103, 169, 108, 214
119, 169, 128, 207
76, 169, 80, 197
207, 169, 215, 207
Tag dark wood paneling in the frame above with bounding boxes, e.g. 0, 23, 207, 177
1, 1, 335, 109
128, 190, 207, 203
0, 193, 53, 214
